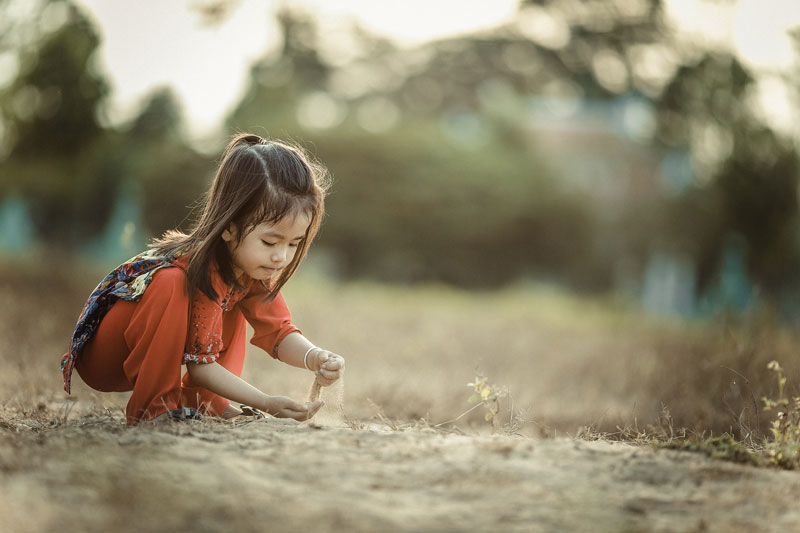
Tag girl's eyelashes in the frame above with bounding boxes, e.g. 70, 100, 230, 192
261, 238, 303, 247
262, 241, 300, 247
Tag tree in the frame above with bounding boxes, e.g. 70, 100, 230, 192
0, 0, 112, 244
221, 3, 800, 301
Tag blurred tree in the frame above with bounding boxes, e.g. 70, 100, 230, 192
128, 87, 183, 142
3, 4, 107, 157
515, 0, 800, 305
123, 87, 212, 238
308, 126, 592, 287
383, 0, 669, 117
187, 0, 242, 28
228, 8, 331, 132
715, 127, 798, 296
656, 52, 800, 300
0, 0, 112, 244
293, 0, 676, 288
223, 3, 799, 304
227, 9, 600, 288
0, 1, 211, 252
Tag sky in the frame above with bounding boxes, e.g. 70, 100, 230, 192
72, 0, 800, 143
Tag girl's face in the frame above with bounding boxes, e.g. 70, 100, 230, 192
222, 211, 311, 281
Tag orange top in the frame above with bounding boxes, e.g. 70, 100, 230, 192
171, 253, 300, 365
62, 249, 299, 393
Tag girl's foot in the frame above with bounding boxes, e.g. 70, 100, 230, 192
222, 404, 243, 419
146, 408, 203, 423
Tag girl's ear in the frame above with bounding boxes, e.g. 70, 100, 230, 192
221, 224, 237, 243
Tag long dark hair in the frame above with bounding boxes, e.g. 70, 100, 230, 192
151, 133, 330, 302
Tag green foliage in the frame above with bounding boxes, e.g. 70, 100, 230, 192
0, 0, 111, 243
0, 2, 208, 248
2, 1, 108, 159
658, 53, 800, 298
672, 360, 800, 469
3, 1, 800, 304
761, 361, 800, 468
306, 125, 603, 288
122, 88, 212, 238
664, 435, 758, 465
222, 6, 800, 300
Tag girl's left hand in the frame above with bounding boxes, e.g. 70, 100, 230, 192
311, 350, 345, 386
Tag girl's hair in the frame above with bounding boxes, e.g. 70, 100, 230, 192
150, 133, 330, 302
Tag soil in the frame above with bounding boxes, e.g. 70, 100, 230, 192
1, 409, 799, 533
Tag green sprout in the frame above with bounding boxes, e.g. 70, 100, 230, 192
762, 360, 800, 468
467, 375, 506, 426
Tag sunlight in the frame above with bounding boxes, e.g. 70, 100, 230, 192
69, 0, 800, 139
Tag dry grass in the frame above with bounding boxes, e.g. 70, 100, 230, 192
5, 254, 800, 532
2, 252, 798, 440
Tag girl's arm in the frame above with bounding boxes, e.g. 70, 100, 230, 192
276, 331, 345, 386
186, 362, 323, 420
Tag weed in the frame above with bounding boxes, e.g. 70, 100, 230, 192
340, 407, 367, 431
761, 360, 800, 468
575, 403, 688, 446
467, 374, 506, 426
432, 374, 509, 430
663, 361, 800, 469
663, 434, 759, 465
368, 399, 399, 431
719, 365, 760, 447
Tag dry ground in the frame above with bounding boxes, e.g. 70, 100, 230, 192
2, 255, 800, 531
2, 408, 800, 533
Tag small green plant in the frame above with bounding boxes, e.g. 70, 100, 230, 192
664, 434, 758, 465
467, 374, 506, 426
761, 360, 800, 468
433, 373, 508, 429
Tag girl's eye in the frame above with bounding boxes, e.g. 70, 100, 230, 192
262, 241, 276, 247
289, 243, 300, 248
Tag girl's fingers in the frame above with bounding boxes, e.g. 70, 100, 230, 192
319, 368, 340, 380
288, 400, 324, 420
316, 352, 344, 372
269, 398, 324, 420
282, 398, 309, 412
308, 400, 324, 415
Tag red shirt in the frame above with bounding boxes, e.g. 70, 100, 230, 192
61, 249, 299, 393
171, 254, 300, 365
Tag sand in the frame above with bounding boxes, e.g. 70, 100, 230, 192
1, 406, 799, 533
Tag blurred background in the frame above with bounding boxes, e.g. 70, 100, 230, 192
2, 0, 800, 436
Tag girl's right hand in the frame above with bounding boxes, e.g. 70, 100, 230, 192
263, 395, 324, 421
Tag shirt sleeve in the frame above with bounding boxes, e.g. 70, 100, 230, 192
238, 284, 300, 359
182, 281, 225, 365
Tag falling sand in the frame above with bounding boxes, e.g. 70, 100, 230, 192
308, 375, 346, 425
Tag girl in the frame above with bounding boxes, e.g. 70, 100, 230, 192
60, 133, 344, 425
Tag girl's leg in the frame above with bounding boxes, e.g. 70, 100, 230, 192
122, 267, 190, 423
181, 310, 248, 416
75, 300, 137, 393
77, 267, 190, 424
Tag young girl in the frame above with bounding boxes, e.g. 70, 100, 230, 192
60, 133, 344, 425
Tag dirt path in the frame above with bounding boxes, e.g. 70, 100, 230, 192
1, 416, 799, 532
